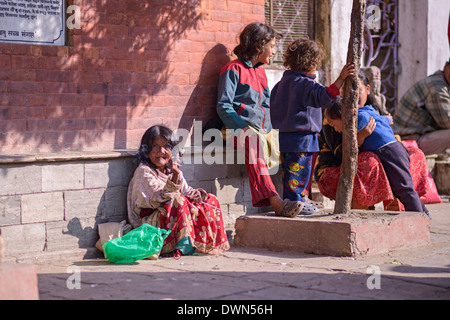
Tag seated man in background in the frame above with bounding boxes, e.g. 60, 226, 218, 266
392, 59, 450, 156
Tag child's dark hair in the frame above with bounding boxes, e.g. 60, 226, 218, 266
358, 69, 379, 110
358, 69, 370, 88
326, 70, 383, 119
137, 125, 176, 172
283, 37, 325, 72
324, 102, 342, 120
233, 22, 281, 62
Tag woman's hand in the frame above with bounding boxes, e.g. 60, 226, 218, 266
170, 161, 181, 184
187, 188, 207, 203
357, 116, 376, 146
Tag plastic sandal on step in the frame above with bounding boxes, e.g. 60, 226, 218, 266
306, 197, 324, 209
277, 199, 305, 218
299, 201, 318, 215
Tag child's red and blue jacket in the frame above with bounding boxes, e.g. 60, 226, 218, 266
216, 57, 272, 133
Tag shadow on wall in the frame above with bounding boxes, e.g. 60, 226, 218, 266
63, 155, 138, 258
178, 43, 231, 134
0, 0, 202, 152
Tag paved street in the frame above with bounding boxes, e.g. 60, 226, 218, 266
35, 201, 450, 301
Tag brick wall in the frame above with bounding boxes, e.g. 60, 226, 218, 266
0, 0, 265, 154
0, 0, 271, 260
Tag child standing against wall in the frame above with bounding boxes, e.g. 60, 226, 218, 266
216, 22, 305, 218
270, 37, 355, 214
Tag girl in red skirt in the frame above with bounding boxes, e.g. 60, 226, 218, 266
315, 72, 431, 212
216, 22, 304, 217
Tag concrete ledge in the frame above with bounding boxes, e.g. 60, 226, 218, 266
0, 264, 39, 300
0, 150, 136, 165
3, 248, 102, 265
234, 211, 431, 256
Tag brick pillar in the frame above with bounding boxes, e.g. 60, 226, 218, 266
0, 232, 4, 264
0, 264, 39, 300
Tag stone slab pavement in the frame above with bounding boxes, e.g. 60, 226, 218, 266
32, 200, 450, 302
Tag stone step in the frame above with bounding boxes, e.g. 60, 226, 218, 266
310, 186, 335, 209
234, 210, 431, 257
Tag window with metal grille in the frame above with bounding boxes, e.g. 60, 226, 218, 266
265, 0, 316, 66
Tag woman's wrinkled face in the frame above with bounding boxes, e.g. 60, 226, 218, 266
325, 113, 344, 133
148, 135, 172, 171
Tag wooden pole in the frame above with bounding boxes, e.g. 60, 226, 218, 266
333, 0, 366, 215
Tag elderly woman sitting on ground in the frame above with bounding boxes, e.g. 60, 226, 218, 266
127, 125, 230, 257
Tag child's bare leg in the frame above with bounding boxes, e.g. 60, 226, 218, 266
269, 195, 284, 214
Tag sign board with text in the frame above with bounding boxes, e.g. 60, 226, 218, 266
0, 0, 65, 46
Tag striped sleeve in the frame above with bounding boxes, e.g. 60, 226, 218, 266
216, 68, 249, 130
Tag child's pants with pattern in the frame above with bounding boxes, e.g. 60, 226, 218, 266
281, 152, 313, 202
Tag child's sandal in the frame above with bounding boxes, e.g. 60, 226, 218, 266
299, 202, 318, 215
306, 198, 324, 209
277, 199, 304, 218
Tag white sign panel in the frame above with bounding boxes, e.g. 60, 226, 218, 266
0, 0, 65, 46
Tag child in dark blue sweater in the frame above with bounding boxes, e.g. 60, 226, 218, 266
270, 37, 354, 214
